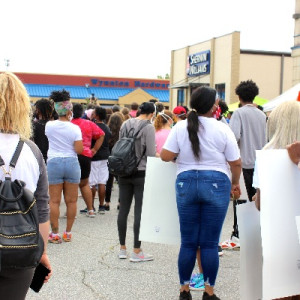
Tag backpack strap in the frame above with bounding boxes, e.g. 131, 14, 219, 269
9, 140, 24, 168
134, 122, 149, 167
133, 121, 150, 138
125, 120, 149, 138
0, 139, 24, 175
136, 146, 146, 168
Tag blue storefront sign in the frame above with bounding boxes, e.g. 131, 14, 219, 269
186, 50, 210, 77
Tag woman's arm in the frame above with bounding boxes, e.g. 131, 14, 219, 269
228, 158, 242, 198
39, 221, 52, 282
253, 188, 260, 211
287, 141, 300, 166
160, 148, 178, 162
74, 140, 83, 154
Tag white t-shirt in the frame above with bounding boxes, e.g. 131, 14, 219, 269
0, 133, 39, 192
0, 133, 49, 223
45, 120, 82, 159
163, 117, 240, 179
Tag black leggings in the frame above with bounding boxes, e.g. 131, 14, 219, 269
231, 168, 255, 239
105, 173, 115, 203
0, 267, 35, 300
117, 172, 145, 249
242, 168, 256, 201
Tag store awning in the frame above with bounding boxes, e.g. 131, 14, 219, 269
169, 75, 209, 89
25, 84, 169, 102
169, 82, 190, 89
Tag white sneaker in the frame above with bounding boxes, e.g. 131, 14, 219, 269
86, 210, 96, 218
221, 236, 240, 250
129, 251, 154, 262
118, 249, 128, 259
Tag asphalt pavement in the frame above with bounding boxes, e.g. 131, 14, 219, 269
27, 182, 240, 300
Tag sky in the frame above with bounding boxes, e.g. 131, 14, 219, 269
0, 0, 296, 79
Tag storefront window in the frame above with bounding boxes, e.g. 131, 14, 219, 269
215, 83, 225, 100
177, 89, 184, 106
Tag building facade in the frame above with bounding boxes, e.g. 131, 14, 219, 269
14, 72, 170, 108
170, 31, 292, 108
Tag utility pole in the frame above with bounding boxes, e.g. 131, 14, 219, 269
4, 58, 10, 71
292, 0, 300, 85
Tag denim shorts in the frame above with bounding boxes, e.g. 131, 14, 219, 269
47, 157, 81, 185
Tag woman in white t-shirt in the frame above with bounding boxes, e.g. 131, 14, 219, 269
45, 90, 83, 244
161, 86, 241, 300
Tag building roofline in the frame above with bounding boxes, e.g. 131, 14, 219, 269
5, 71, 169, 82
240, 49, 291, 56
171, 31, 241, 52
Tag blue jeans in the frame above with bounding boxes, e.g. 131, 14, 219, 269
176, 170, 231, 286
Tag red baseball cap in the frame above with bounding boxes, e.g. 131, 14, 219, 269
173, 106, 186, 115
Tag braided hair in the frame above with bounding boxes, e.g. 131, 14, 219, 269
35, 98, 53, 121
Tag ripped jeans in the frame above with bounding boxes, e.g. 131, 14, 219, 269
176, 170, 231, 286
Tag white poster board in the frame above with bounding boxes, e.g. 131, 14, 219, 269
237, 201, 262, 300
139, 157, 180, 245
296, 216, 300, 245
257, 150, 300, 299
239, 171, 249, 201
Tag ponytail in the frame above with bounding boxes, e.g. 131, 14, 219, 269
188, 86, 216, 160
187, 110, 200, 160
154, 114, 164, 131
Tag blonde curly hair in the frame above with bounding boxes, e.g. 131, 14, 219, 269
264, 100, 300, 149
0, 72, 32, 139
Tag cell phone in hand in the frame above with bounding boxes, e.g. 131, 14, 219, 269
30, 263, 50, 293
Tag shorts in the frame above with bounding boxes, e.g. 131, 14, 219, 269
89, 160, 109, 185
47, 157, 81, 185
78, 155, 91, 180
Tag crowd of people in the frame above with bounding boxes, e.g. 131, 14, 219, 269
0, 71, 299, 300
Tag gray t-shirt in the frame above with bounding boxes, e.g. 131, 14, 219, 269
229, 105, 266, 169
120, 118, 156, 171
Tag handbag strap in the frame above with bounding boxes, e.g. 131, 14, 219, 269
0, 139, 24, 174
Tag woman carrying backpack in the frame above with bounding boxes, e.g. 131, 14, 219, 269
0, 72, 52, 298
117, 102, 156, 262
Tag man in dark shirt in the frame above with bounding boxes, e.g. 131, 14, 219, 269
90, 106, 112, 213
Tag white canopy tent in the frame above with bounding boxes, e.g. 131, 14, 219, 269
263, 83, 300, 112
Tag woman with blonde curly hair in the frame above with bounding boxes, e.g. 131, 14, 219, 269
154, 110, 174, 156
253, 100, 300, 300
0, 72, 52, 298
254, 100, 300, 206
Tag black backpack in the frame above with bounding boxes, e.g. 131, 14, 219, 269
108, 122, 148, 177
0, 140, 44, 270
